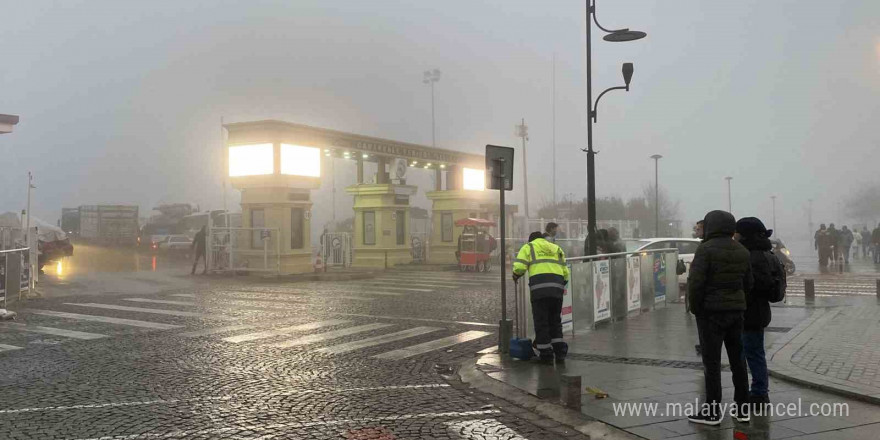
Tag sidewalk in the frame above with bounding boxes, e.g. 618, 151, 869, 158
476, 290, 880, 439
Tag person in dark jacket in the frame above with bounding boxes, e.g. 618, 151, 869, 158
814, 224, 830, 268
827, 223, 840, 264
872, 223, 880, 264
735, 217, 774, 408
190, 226, 207, 275
839, 226, 854, 265
687, 210, 753, 425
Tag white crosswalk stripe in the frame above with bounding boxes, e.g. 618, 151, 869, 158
360, 284, 434, 292
373, 330, 493, 360
179, 324, 257, 338
28, 310, 183, 330
0, 343, 24, 352
63, 303, 231, 320
124, 298, 197, 306
270, 323, 393, 348
222, 319, 349, 343
0, 322, 106, 340
446, 419, 526, 440
318, 326, 442, 355
171, 294, 196, 298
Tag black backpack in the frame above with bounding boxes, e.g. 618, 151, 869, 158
764, 251, 787, 303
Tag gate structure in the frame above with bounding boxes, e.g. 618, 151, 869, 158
206, 226, 281, 274
410, 232, 429, 263
321, 232, 352, 267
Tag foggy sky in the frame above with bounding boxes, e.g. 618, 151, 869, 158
2, 0, 879, 240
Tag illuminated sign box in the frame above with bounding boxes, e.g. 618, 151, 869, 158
462, 167, 486, 191
228, 143, 321, 189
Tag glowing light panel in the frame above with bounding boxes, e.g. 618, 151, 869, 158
462, 167, 486, 191
229, 143, 274, 177
280, 144, 321, 177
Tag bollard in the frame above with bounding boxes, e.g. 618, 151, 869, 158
804, 279, 815, 302
560, 374, 582, 410
876, 279, 880, 299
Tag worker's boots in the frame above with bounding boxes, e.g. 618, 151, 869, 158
552, 341, 568, 362
532, 343, 555, 364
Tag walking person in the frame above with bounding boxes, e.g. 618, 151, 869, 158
543, 222, 559, 242
827, 224, 840, 265
513, 231, 570, 363
839, 226, 854, 265
687, 210, 753, 425
853, 228, 862, 260
861, 225, 871, 259
190, 225, 207, 275
814, 224, 830, 268
873, 223, 880, 264
735, 218, 776, 412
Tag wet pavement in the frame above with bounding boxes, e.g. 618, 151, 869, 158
476, 263, 880, 440
1, 246, 591, 440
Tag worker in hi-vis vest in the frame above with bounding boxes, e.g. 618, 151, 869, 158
513, 229, 570, 362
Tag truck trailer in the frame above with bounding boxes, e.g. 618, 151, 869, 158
78, 205, 139, 246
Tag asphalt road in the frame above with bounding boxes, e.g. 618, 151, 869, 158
0, 257, 582, 440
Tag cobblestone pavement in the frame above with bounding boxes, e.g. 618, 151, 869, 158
479, 271, 880, 440
0, 268, 589, 440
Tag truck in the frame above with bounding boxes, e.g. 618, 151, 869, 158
61, 208, 80, 236
78, 205, 139, 246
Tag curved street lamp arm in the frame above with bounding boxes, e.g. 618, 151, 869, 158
591, 0, 629, 34
591, 85, 628, 122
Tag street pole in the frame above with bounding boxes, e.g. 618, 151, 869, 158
585, 3, 597, 255
580, 0, 645, 254
552, 54, 557, 209
771, 195, 777, 234
807, 198, 813, 241
26, 171, 32, 236
517, 119, 530, 218
497, 157, 511, 353
430, 81, 436, 148
650, 155, 662, 237
725, 176, 733, 212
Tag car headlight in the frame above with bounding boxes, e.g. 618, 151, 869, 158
781, 248, 790, 256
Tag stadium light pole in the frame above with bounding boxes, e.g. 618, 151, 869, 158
725, 176, 733, 212
423, 69, 441, 147
584, 0, 646, 254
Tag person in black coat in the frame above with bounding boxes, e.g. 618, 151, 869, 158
735, 217, 774, 407
687, 210, 753, 425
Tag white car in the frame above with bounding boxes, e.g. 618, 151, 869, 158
157, 235, 193, 253
624, 238, 701, 286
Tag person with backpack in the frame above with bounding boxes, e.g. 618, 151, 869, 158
735, 217, 785, 412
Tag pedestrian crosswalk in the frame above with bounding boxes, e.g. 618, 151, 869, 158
1, 271, 498, 360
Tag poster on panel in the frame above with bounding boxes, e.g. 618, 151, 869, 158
593, 260, 611, 321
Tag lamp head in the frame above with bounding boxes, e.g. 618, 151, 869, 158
622, 63, 634, 88
603, 30, 647, 42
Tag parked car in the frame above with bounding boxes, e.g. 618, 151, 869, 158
157, 235, 192, 253
624, 238, 701, 287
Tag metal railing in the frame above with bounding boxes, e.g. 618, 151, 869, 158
322, 232, 352, 267
519, 218, 640, 240
206, 226, 281, 274
1, 247, 32, 317
515, 247, 679, 339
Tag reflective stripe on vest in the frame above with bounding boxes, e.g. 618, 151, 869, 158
529, 282, 566, 291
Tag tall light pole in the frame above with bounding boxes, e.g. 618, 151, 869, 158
516, 119, 530, 218
552, 54, 557, 208
650, 155, 662, 237
584, 0, 646, 255
771, 195, 777, 234
807, 198, 813, 240
724, 176, 733, 212
423, 69, 441, 147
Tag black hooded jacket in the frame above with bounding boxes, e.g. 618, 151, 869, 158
687, 211, 753, 315
739, 235, 773, 330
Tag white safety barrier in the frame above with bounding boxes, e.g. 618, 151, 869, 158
206, 224, 281, 275
1, 247, 32, 319
514, 248, 679, 339
321, 232, 352, 267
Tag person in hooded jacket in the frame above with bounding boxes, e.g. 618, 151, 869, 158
735, 217, 774, 409
513, 231, 570, 363
687, 210, 753, 425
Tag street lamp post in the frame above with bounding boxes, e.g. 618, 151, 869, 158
771, 195, 777, 234
423, 69, 441, 147
724, 176, 733, 212
584, 0, 646, 255
516, 119, 530, 218
650, 154, 662, 237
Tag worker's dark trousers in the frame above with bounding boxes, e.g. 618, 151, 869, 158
531, 295, 563, 351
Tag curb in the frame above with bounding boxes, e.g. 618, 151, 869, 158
768, 308, 880, 405
391, 264, 460, 272
457, 358, 641, 440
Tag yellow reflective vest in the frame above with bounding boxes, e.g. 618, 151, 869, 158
513, 238, 570, 297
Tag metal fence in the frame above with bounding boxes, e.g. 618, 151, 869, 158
514, 248, 679, 339
206, 226, 281, 274
410, 232, 429, 263
520, 218, 640, 240
322, 232, 352, 267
